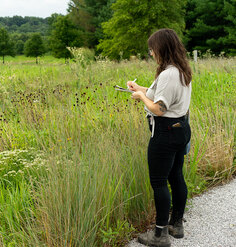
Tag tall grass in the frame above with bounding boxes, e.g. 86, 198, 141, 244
0, 55, 235, 246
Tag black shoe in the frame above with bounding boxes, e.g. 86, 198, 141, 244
138, 226, 171, 247
168, 218, 184, 239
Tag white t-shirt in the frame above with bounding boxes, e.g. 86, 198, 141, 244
145, 65, 191, 118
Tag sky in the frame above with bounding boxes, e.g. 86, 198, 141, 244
0, 0, 70, 18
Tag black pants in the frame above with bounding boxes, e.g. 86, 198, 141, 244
147, 116, 191, 226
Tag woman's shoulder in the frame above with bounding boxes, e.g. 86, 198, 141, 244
159, 65, 180, 81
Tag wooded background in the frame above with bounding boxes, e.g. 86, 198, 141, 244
0, 0, 235, 61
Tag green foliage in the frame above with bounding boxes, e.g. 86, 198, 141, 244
49, 15, 83, 59
0, 180, 36, 245
68, 47, 95, 68
99, 219, 135, 246
15, 40, 24, 54
11, 33, 30, 55
97, 0, 187, 60
46, 13, 64, 38
0, 16, 49, 35
68, 0, 116, 48
24, 33, 46, 63
0, 149, 46, 245
223, 0, 236, 55
185, 0, 236, 55
0, 27, 15, 63
0, 149, 46, 186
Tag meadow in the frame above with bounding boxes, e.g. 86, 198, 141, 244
0, 52, 235, 246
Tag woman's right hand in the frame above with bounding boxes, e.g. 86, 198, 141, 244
127, 81, 140, 92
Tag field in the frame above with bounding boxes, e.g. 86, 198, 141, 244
0, 53, 235, 246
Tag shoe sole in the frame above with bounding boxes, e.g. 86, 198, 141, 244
138, 236, 171, 247
169, 233, 184, 239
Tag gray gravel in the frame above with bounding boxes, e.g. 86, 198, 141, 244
127, 178, 236, 247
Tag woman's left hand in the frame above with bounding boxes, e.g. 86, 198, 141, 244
131, 91, 144, 101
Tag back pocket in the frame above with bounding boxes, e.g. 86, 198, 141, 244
169, 121, 191, 146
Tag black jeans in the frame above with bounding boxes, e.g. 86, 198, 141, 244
147, 115, 191, 226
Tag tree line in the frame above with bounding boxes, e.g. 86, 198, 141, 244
0, 16, 49, 34
0, 0, 235, 63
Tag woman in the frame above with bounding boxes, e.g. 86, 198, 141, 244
127, 28, 192, 247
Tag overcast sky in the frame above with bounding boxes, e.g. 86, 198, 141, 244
0, 0, 70, 18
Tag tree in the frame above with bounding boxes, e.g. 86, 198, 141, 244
24, 33, 46, 64
15, 40, 24, 54
223, 0, 236, 55
97, 0, 187, 60
49, 15, 82, 60
46, 13, 63, 31
68, 0, 116, 48
184, 0, 236, 55
12, 15, 26, 26
0, 27, 15, 63
12, 33, 30, 54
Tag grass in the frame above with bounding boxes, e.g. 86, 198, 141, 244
0, 54, 235, 246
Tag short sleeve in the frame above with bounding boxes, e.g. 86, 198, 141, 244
153, 69, 177, 110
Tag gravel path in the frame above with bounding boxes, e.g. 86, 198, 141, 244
127, 178, 236, 247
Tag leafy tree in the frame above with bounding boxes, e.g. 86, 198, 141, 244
223, 0, 236, 55
15, 40, 25, 54
47, 13, 63, 32
12, 33, 29, 43
11, 33, 30, 54
24, 33, 46, 64
12, 16, 26, 26
184, 0, 236, 55
0, 27, 15, 63
97, 0, 187, 60
68, 0, 116, 48
49, 15, 83, 60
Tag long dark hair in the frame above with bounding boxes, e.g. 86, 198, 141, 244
148, 28, 192, 86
